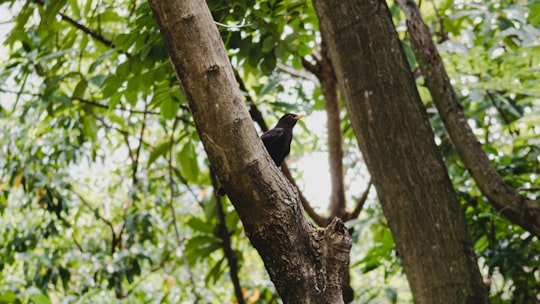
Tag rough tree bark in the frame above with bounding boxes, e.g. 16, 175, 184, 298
149, 0, 351, 302
396, 0, 540, 238
311, 0, 490, 303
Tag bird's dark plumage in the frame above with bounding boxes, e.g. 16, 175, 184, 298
261, 113, 304, 167
216, 113, 303, 196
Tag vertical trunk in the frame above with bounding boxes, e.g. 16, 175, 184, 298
149, 1, 351, 302
302, 43, 346, 219
319, 46, 346, 219
311, 0, 489, 303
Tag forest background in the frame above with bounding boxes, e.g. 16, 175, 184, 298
0, 0, 539, 303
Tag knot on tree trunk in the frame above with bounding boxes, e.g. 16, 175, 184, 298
309, 217, 352, 303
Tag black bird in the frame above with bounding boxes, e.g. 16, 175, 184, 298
261, 113, 304, 167
216, 113, 304, 196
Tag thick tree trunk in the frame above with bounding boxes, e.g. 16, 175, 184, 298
397, 0, 540, 238
149, 1, 351, 302
311, 0, 490, 303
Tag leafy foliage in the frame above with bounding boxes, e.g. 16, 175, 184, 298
0, 0, 538, 303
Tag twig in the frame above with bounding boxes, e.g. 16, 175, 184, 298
276, 63, 318, 82
485, 90, 518, 136
132, 102, 148, 186
73, 189, 120, 254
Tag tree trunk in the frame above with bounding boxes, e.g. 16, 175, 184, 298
302, 43, 346, 219
396, 0, 540, 238
149, 1, 351, 302
311, 0, 490, 303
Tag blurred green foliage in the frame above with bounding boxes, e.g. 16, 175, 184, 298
0, 0, 538, 303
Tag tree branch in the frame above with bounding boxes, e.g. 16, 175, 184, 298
167, 117, 202, 303
346, 180, 372, 221
73, 96, 192, 122
302, 42, 347, 219
485, 90, 518, 136
276, 63, 318, 82
73, 190, 120, 254
32, 0, 131, 57
210, 167, 245, 304
397, 0, 540, 238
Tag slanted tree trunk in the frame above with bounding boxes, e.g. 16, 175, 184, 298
397, 0, 540, 238
311, 0, 490, 303
149, 0, 351, 302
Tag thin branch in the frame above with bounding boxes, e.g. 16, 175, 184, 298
73, 190, 120, 254
276, 63, 318, 82
132, 103, 148, 186
210, 167, 246, 304
32, 0, 131, 57
168, 117, 182, 242
74, 96, 158, 115
1, 88, 192, 122
74, 96, 192, 122
485, 90, 518, 136
346, 180, 372, 221
302, 42, 347, 219
234, 70, 269, 132
122, 131, 137, 181
167, 117, 202, 303
171, 167, 205, 209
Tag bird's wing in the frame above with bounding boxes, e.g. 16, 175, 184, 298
261, 128, 284, 146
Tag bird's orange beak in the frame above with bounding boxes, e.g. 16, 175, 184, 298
293, 113, 306, 120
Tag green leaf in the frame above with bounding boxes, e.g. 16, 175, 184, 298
385, 287, 397, 304
0, 291, 17, 303
89, 50, 115, 73
206, 257, 225, 284
248, 45, 263, 68
261, 52, 277, 74
474, 235, 489, 252
274, 43, 287, 60
178, 143, 200, 182
401, 40, 417, 69
262, 35, 276, 52
185, 235, 222, 264
160, 98, 179, 120
30, 293, 51, 304
41, 0, 67, 27
116, 61, 131, 77
73, 79, 87, 98
148, 141, 170, 167
187, 216, 214, 234
529, 4, 540, 25
103, 75, 123, 99
82, 115, 97, 142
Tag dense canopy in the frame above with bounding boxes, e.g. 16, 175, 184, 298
0, 0, 538, 303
